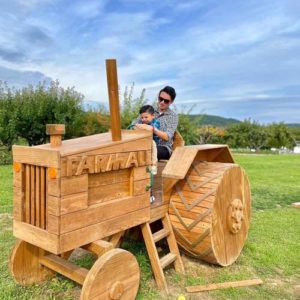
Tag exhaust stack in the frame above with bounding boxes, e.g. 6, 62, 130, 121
106, 59, 122, 141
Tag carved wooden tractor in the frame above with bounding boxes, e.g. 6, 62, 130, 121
9, 60, 251, 299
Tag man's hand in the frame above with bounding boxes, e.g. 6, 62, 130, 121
135, 123, 153, 131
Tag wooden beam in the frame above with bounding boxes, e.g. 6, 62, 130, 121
186, 279, 263, 293
106, 59, 121, 141
82, 240, 114, 256
39, 254, 88, 285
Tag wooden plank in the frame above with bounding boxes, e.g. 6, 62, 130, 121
39, 254, 88, 285
291, 202, 300, 209
30, 165, 36, 226
133, 166, 150, 181
35, 166, 40, 228
47, 214, 60, 235
13, 163, 23, 188
61, 192, 88, 215
133, 179, 150, 196
55, 134, 152, 157
160, 253, 177, 269
141, 222, 168, 292
60, 194, 149, 234
47, 195, 60, 216
150, 204, 169, 222
13, 145, 60, 168
60, 207, 150, 253
163, 178, 178, 202
82, 240, 114, 256
162, 147, 199, 179
162, 214, 185, 273
88, 180, 130, 206
40, 167, 46, 228
88, 168, 130, 186
13, 188, 23, 221
25, 165, 31, 223
13, 220, 59, 254
186, 279, 263, 293
61, 174, 88, 196
13, 161, 24, 221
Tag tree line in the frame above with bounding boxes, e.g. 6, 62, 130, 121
0, 81, 298, 160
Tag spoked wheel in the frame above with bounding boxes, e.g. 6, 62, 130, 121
81, 248, 140, 300
9, 240, 54, 285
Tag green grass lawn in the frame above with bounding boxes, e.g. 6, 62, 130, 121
0, 154, 299, 299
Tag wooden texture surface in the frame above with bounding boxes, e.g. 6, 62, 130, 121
13, 146, 60, 168
141, 213, 184, 293
39, 254, 88, 285
13, 221, 60, 254
169, 161, 251, 266
9, 240, 54, 285
186, 278, 263, 293
59, 207, 149, 253
35, 131, 152, 157
172, 130, 185, 150
106, 59, 122, 141
81, 249, 140, 300
162, 145, 234, 179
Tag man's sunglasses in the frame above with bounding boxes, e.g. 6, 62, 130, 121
158, 96, 171, 104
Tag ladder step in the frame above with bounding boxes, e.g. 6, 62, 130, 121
153, 228, 170, 243
160, 253, 177, 269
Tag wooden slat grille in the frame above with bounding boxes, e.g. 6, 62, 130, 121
23, 164, 47, 229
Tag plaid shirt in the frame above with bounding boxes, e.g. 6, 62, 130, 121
154, 108, 178, 154
149, 118, 160, 144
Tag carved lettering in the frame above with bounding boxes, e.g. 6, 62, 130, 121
66, 150, 151, 176
67, 157, 80, 176
125, 152, 139, 168
76, 155, 88, 175
95, 155, 109, 173
106, 153, 127, 171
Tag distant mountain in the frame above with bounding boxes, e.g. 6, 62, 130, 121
188, 114, 241, 127
286, 123, 300, 128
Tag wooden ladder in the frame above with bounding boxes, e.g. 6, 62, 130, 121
141, 213, 185, 293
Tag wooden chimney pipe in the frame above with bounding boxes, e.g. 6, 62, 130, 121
106, 59, 122, 141
46, 124, 65, 147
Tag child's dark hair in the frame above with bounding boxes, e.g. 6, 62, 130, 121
159, 86, 176, 101
139, 105, 155, 114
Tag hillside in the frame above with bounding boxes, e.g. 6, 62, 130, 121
188, 114, 241, 127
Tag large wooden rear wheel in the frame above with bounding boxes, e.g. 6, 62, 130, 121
81, 248, 140, 300
9, 240, 54, 285
169, 161, 251, 266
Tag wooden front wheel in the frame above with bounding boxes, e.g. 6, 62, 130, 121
9, 240, 54, 285
81, 248, 140, 300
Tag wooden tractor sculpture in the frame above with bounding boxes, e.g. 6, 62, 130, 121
9, 60, 251, 299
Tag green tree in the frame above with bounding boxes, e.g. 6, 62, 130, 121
0, 81, 85, 147
0, 82, 18, 149
266, 123, 295, 149
176, 106, 201, 145
120, 83, 147, 128
226, 119, 268, 150
199, 125, 226, 144
82, 105, 110, 135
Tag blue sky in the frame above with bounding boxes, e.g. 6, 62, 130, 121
0, 0, 299, 123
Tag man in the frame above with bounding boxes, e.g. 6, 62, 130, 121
135, 86, 178, 160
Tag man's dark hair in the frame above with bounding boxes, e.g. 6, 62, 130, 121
159, 86, 176, 101
139, 105, 155, 114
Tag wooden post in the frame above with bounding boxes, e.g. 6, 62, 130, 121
106, 59, 122, 141
46, 124, 65, 147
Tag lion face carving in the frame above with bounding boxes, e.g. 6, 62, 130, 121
227, 198, 244, 234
